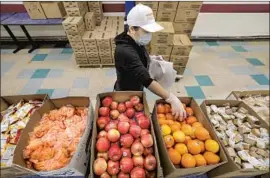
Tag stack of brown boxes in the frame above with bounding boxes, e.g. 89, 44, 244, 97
88, 2, 103, 25
95, 31, 113, 64
150, 22, 175, 62
156, 2, 178, 22
173, 2, 202, 35
136, 2, 158, 18
62, 17, 87, 65
171, 34, 193, 74
84, 12, 96, 30
63, 1, 88, 17
82, 31, 100, 64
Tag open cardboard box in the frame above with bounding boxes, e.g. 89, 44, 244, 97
226, 90, 269, 100
89, 91, 163, 178
152, 97, 228, 178
1, 94, 48, 178
201, 100, 269, 178
11, 97, 93, 177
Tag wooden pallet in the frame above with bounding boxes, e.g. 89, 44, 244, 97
77, 63, 115, 68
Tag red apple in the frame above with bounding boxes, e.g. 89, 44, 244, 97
100, 172, 111, 178
129, 125, 141, 138
98, 130, 108, 138
132, 155, 144, 168
117, 103, 126, 113
97, 117, 110, 129
107, 160, 120, 176
131, 167, 145, 178
96, 137, 110, 152
94, 158, 107, 176
120, 157, 134, 173
135, 112, 144, 119
99, 107, 110, 117
110, 110, 120, 120
141, 134, 153, 148
121, 147, 131, 158
118, 172, 129, 178
134, 138, 141, 143
129, 120, 137, 126
137, 116, 150, 129
130, 96, 140, 106
107, 129, 120, 142
105, 120, 118, 132
125, 101, 133, 108
126, 108, 135, 118
120, 134, 134, 148
110, 101, 118, 110
108, 145, 122, 161
134, 103, 144, 112
141, 129, 150, 137
145, 170, 156, 178
118, 121, 130, 134
131, 142, 144, 156
111, 141, 120, 147
97, 152, 109, 161
118, 114, 129, 122
102, 96, 113, 107
144, 155, 156, 171
143, 147, 154, 156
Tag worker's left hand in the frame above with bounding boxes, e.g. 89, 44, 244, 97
165, 93, 187, 121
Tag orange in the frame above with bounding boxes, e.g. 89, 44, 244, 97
192, 122, 203, 128
194, 127, 210, 141
185, 107, 194, 116
158, 118, 167, 126
173, 130, 185, 143
194, 154, 207, 166
164, 104, 171, 114
157, 104, 165, 114
203, 151, 220, 165
168, 148, 181, 165
161, 124, 171, 136
158, 114, 166, 120
167, 120, 174, 126
170, 123, 181, 132
166, 113, 174, 120
187, 140, 201, 155
175, 143, 188, 155
181, 153, 196, 168
186, 116, 197, 125
205, 139, 219, 153
184, 136, 192, 144
195, 139, 205, 153
164, 135, 175, 148
181, 124, 193, 136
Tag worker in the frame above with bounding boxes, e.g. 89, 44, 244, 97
114, 4, 186, 120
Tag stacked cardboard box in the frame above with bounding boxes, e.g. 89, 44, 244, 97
173, 2, 202, 35
136, 2, 158, 18
171, 34, 193, 74
62, 17, 88, 65
150, 22, 175, 61
88, 2, 103, 25
82, 31, 100, 64
85, 12, 96, 30
156, 2, 178, 22
95, 31, 113, 64
63, 1, 88, 17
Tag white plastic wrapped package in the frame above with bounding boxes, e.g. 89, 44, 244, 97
148, 55, 177, 90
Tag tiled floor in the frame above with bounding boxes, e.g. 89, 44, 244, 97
1, 40, 269, 111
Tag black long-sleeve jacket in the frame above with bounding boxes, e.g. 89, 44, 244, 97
114, 32, 153, 91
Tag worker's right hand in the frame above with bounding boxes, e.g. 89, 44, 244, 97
165, 93, 187, 121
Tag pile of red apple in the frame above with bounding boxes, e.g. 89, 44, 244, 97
94, 95, 157, 178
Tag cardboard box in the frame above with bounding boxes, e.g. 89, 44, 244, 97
100, 19, 113, 28
95, 31, 111, 49
41, 2, 66, 18
173, 22, 195, 35
152, 22, 175, 45
65, 6, 88, 17
150, 44, 173, 55
158, 2, 178, 10
100, 57, 113, 64
12, 97, 93, 177
23, 2, 46, 19
171, 34, 193, 56
136, 1, 159, 10
85, 12, 96, 31
177, 2, 203, 10
63, 1, 87, 9
88, 57, 101, 65
86, 52, 99, 58
89, 91, 163, 178
69, 40, 84, 47
201, 100, 269, 178
75, 57, 89, 65
175, 9, 200, 23
88, 2, 102, 9
226, 90, 270, 100
156, 10, 176, 22
67, 33, 83, 42
171, 55, 189, 66
82, 31, 97, 48
161, 55, 170, 61
62, 17, 85, 35
173, 65, 186, 75
74, 51, 87, 58
1, 94, 47, 178
152, 98, 227, 178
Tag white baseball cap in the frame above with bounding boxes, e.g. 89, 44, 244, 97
127, 4, 164, 33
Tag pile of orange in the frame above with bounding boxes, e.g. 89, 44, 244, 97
157, 103, 221, 168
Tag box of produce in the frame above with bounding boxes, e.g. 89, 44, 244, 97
201, 100, 269, 178
90, 92, 163, 178
152, 97, 227, 178
226, 90, 269, 125
1, 94, 47, 177
12, 97, 93, 177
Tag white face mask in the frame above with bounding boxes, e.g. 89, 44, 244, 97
136, 33, 152, 46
